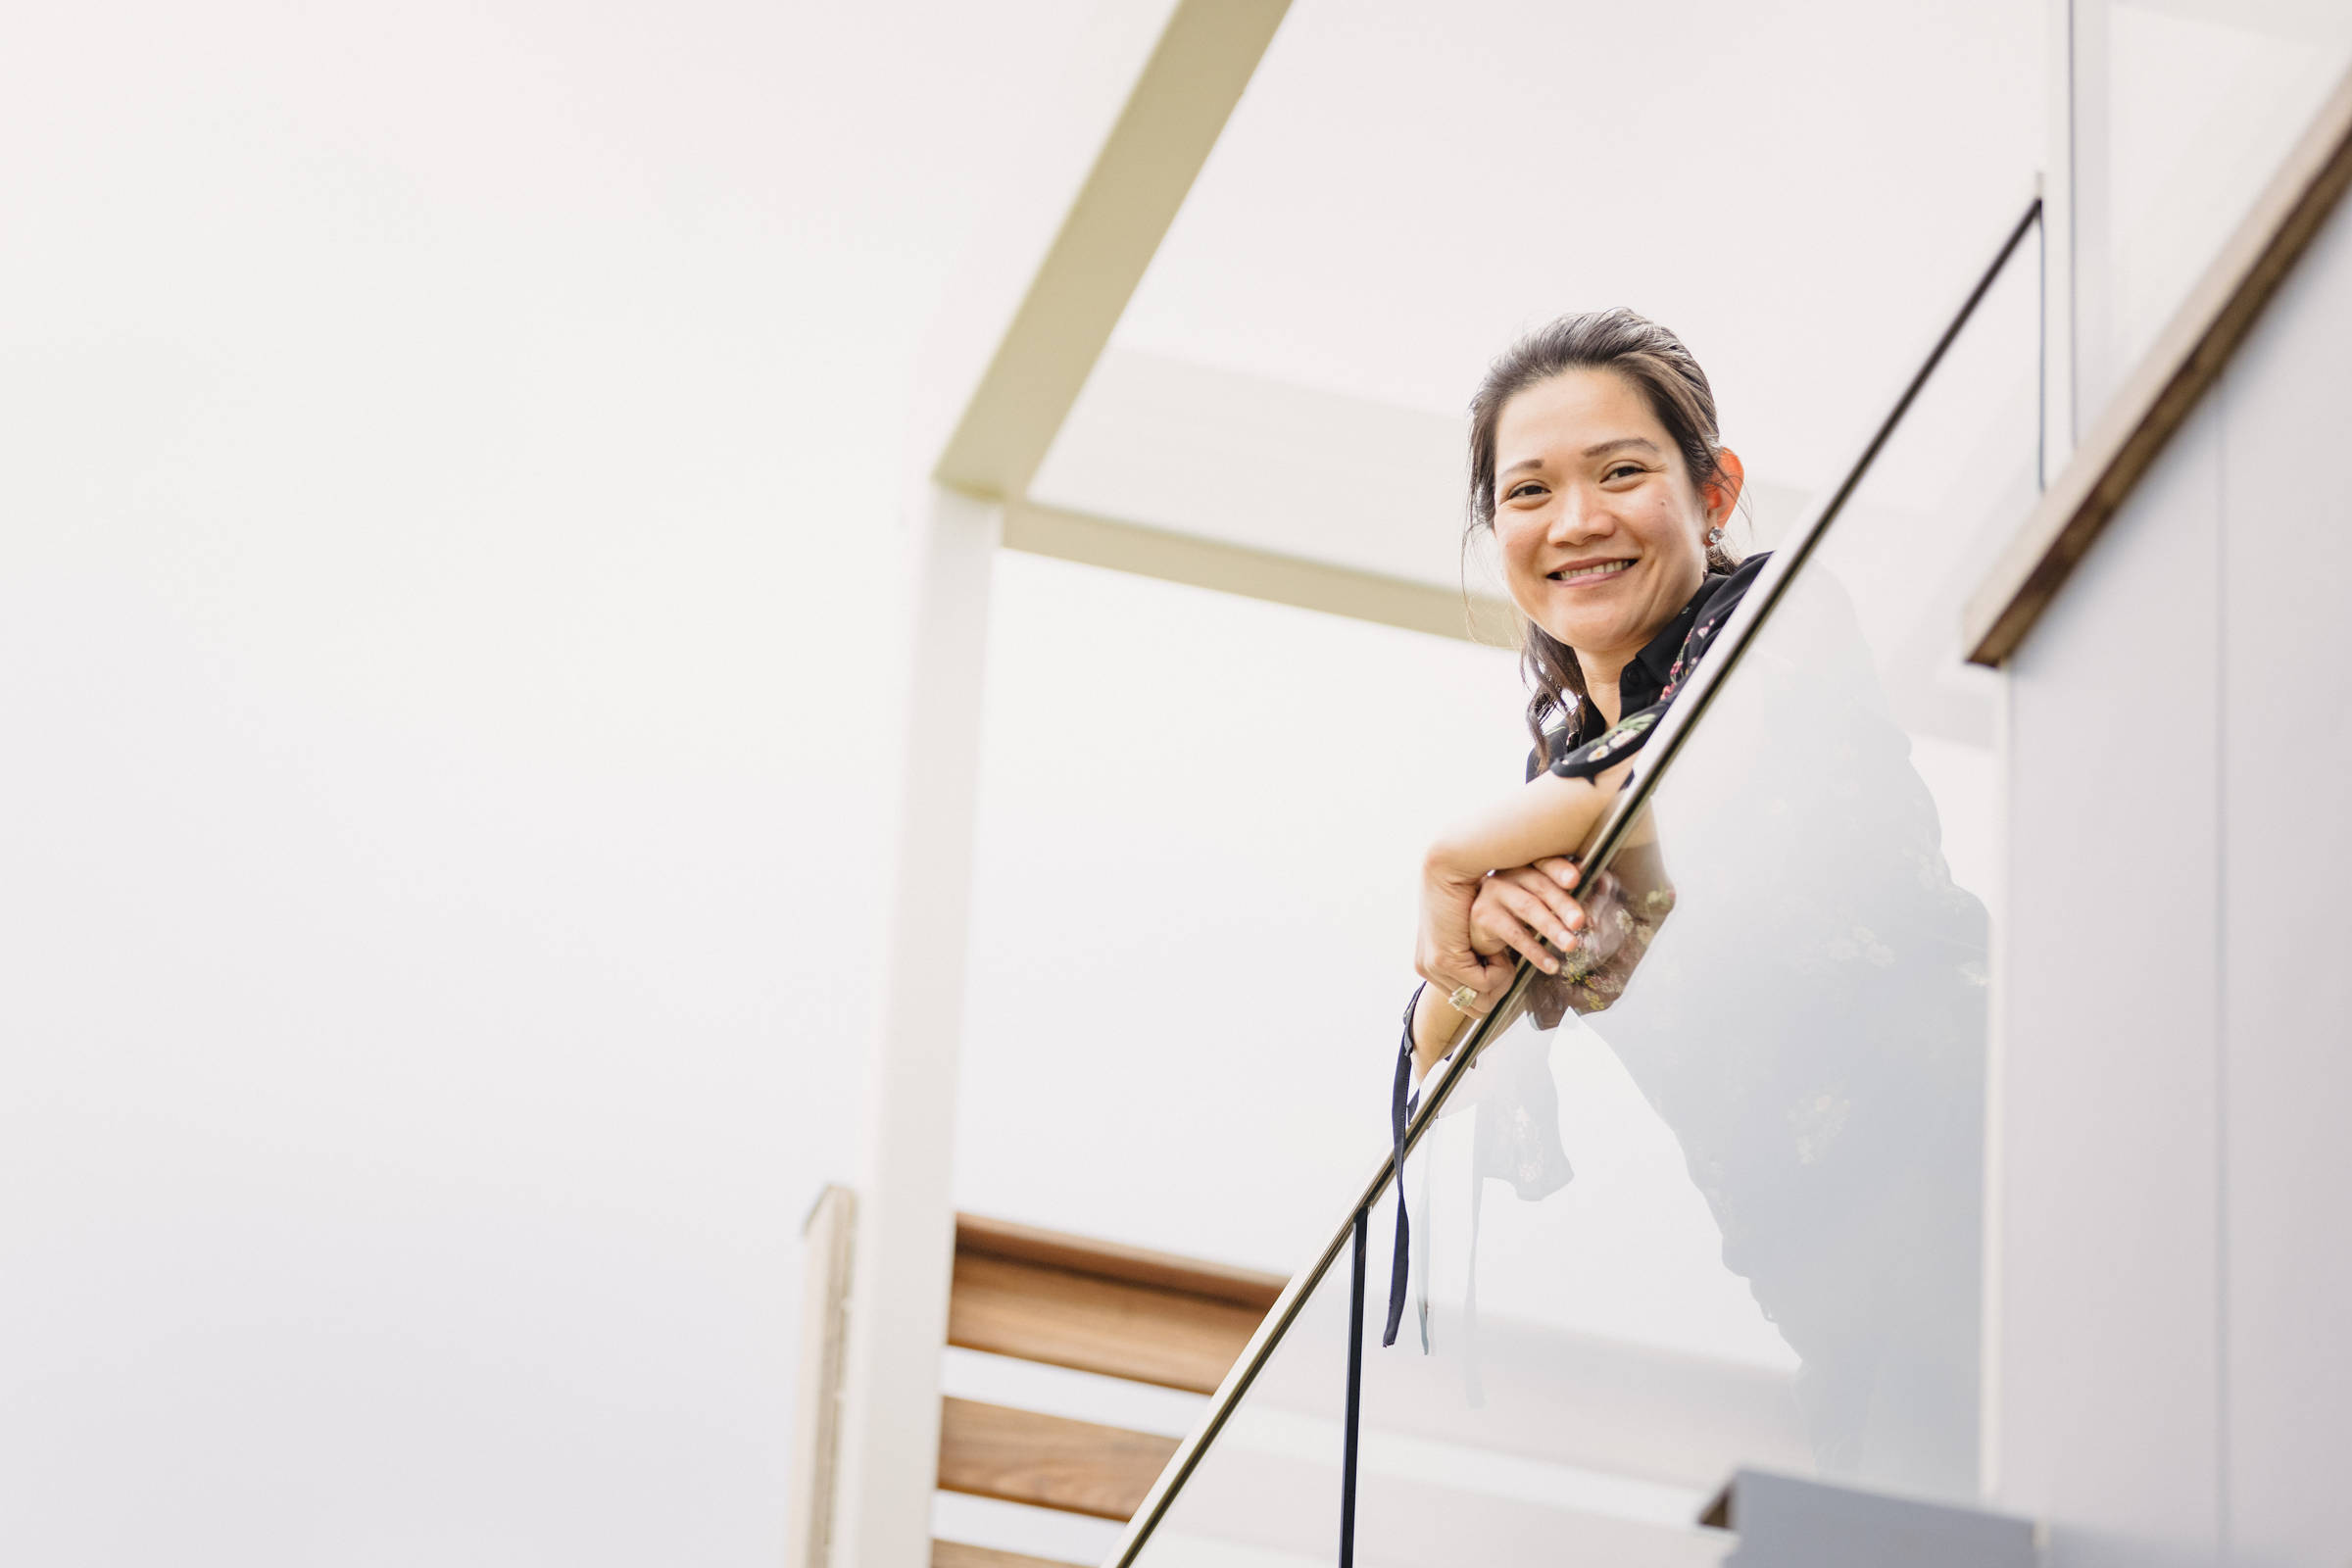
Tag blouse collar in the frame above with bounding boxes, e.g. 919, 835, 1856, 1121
1565, 570, 1729, 749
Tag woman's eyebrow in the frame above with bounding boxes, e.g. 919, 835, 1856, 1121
1582, 436, 1661, 459
1499, 436, 1659, 479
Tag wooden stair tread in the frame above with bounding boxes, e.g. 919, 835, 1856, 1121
936, 1396, 1179, 1521
956, 1212, 1286, 1310
931, 1541, 1085, 1568
949, 1249, 1266, 1395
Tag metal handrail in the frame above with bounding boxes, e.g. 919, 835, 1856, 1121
1104, 190, 2044, 1568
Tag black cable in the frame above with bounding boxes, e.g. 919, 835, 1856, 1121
1341, 1204, 1367, 1568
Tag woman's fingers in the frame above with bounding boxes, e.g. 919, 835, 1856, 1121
1473, 878, 1580, 973
1498, 879, 1578, 955
1498, 864, 1586, 939
1415, 923, 1499, 993
1415, 863, 1484, 989
1430, 855, 1620, 996
1419, 951, 1508, 997
1472, 902, 1555, 973
1468, 966, 1515, 1014
1533, 857, 1581, 892
1469, 911, 1510, 957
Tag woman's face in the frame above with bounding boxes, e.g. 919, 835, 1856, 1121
1491, 368, 1740, 678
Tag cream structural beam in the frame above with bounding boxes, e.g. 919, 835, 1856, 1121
833, 5, 1291, 1567
926, 0, 1293, 500
1004, 499, 1518, 646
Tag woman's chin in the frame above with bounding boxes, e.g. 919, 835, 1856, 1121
1536, 578, 1690, 662
1534, 607, 1642, 657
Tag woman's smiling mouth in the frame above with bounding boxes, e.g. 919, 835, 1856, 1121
1549, 558, 1637, 586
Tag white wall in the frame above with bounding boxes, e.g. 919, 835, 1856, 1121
2207, 179, 2352, 1568
0, 3, 1091, 1563
1994, 145, 2352, 1568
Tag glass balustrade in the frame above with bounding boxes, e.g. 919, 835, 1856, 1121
1117, 200, 2041, 1567
1120, 1228, 1356, 1567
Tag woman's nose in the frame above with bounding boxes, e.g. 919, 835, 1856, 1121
1550, 488, 1612, 541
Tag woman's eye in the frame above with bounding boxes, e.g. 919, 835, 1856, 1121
1604, 464, 1643, 482
1505, 482, 1545, 501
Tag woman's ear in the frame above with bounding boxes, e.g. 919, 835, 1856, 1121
1704, 447, 1746, 527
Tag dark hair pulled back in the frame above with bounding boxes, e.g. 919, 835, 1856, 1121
1467, 307, 1741, 762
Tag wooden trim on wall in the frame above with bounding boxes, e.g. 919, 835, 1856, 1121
1001, 500, 1520, 647
1964, 59, 2352, 665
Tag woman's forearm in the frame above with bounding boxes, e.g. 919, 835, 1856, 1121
1410, 982, 1472, 1085
1426, 768, 1619, 882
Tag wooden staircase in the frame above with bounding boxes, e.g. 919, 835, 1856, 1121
931, 1212, 1287, 1567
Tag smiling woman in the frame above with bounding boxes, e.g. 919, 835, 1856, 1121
1408, 308, 1759, 1074
1390, 308, 1992, 1494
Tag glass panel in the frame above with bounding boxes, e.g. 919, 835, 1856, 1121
1352, 227, 2039, 1536
1124, 218, 2035, 1555
1352, 1036, 1743, 1563
2079, 0, 2352, 416
1125, 1243, 1353, 1567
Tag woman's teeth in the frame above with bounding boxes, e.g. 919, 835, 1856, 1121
1553, 560, 1634, 584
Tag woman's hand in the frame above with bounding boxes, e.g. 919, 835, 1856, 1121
1414, 855, 1511, 1001
1468, 858, 1590, 975
1518, 837, 1677, 1027
1409, 866, 1515, 1085
1412, 763, 1632, 1073
1417, 765, 1625, 999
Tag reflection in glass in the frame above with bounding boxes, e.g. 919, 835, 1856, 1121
1355, 1004, 1763, 1565
1127, 1250, 1350, 1567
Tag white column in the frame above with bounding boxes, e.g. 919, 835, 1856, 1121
2042, 0, 2083, 471
828, 483, 1001, 1568
1985, 0, 2086, 1497
2065, 0, 2113, 426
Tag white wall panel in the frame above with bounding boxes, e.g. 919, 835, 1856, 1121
2215, 181, 2352, 1568
1996, 398, 2222, 1567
